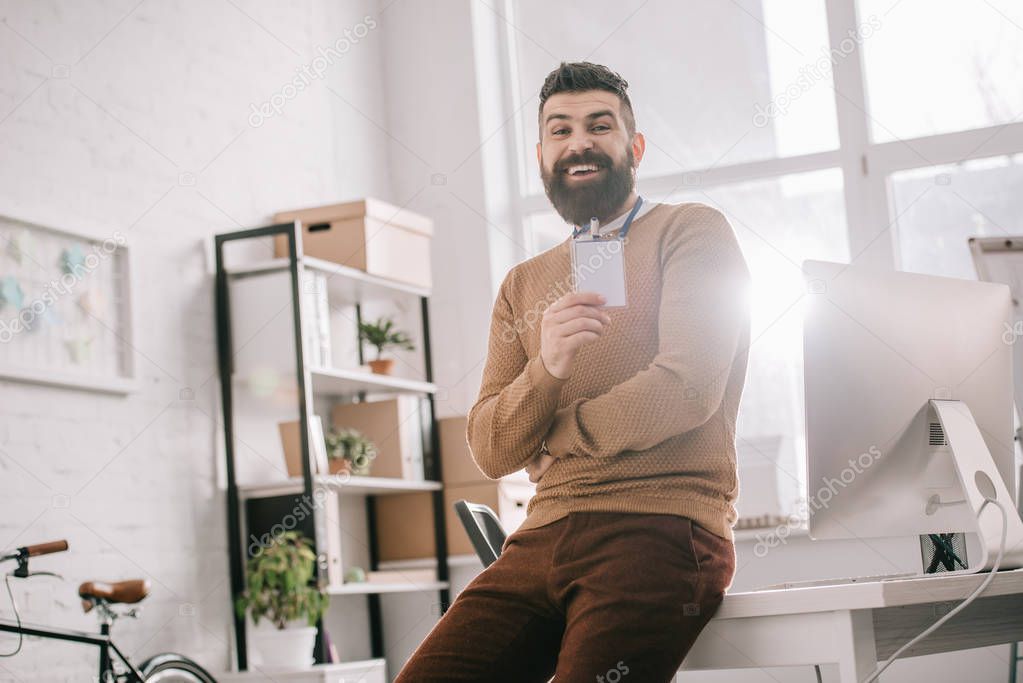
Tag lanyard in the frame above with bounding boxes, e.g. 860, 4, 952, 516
573, 196, 644, 240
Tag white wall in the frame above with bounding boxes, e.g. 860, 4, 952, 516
376, 0, 497, 423
0, 0, 394, 678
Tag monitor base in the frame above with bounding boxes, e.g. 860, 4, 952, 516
931, 399, 1023, 572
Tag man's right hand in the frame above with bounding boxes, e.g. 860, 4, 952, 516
539, 291, 611, 379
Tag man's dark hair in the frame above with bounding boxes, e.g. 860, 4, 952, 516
538, 61, 635, 138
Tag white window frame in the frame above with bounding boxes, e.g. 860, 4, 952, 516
475, 0, 1023, 520
494, 0, 1023, 270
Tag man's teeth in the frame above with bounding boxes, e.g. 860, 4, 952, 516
567, 164, 600, 175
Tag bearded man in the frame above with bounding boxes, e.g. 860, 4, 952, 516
396, 61, 752, 683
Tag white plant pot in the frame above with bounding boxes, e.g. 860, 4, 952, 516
249, 623, 317, 671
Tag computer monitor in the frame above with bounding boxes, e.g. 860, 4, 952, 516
969, 235, 1023, 435
802, 259, 1023, 573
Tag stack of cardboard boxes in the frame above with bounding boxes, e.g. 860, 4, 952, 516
374, 416, 534, 561
274, 197, 433, 289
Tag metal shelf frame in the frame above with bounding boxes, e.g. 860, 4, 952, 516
214, 222, 450, 671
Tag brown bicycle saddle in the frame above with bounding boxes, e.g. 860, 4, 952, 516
78, 579, 150, 612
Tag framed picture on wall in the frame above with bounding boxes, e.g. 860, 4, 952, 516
0, 213, 136, 394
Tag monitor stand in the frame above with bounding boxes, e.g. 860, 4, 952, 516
931, 399, 1023, 573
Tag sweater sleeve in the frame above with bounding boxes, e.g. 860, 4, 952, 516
466, 271, 568, 478
544, 205, 751, 459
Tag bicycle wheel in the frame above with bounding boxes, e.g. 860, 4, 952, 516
139, 652, 217, 682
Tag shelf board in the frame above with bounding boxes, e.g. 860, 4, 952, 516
378, 554, 482, 571
305, 255, 431, 300
328, 580, 449, 596
309, 366, 436, 396
223, 255, 430, 302
239, 475, 442, 500
216, 658, 386, 681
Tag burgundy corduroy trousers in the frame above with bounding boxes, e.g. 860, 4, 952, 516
395, 510, 735, 682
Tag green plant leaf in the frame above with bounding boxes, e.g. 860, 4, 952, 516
237, 531, 329, 628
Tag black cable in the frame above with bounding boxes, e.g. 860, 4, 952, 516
814, 664, 823, 682
926, 534, 967, 573
0, 574, 23, 657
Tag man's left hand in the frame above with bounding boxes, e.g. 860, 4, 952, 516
525, 452, 555, 483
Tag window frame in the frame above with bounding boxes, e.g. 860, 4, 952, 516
483, 0, 1023, 519
497, 0, 1023, 269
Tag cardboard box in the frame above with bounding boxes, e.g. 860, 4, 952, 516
278, 420, 304, 478
373, 491, 433, 561
437, 416, 490, 485
331, 397, 424, 480
277, 416, 329, 478
373, 480, 533, 562
273, 198, 433, 289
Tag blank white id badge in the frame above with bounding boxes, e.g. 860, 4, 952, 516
571, 236, 627, 308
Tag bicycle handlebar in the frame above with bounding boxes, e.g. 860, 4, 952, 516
21, 540, 69, 557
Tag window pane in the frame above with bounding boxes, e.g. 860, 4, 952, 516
668, 169, 848, 518
511, 0, 839, 195
858, 0, 1023, 143
525, 211, 571, 255
893, 154, 1023, 279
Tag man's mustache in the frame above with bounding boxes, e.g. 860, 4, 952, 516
553, 151, 613, 174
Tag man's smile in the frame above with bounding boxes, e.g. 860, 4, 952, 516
563, 163, 605, 180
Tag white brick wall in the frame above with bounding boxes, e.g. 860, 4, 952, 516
0, 1, 397, 679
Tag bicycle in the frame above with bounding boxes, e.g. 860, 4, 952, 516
0, 539, 217, 682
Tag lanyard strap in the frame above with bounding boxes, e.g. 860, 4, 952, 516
573, 196, 644, 239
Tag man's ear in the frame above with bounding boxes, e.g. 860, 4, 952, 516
536, 141, 542, 169
630, 131, 646, 168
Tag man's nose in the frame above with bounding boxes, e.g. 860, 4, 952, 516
566, 131, 594, 154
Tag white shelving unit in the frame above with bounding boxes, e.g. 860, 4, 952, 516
215, 223, 451, 677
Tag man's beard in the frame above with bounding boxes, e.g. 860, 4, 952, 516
541, 147, 635, 227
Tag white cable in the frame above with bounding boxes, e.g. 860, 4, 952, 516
863, 497, 1007, 683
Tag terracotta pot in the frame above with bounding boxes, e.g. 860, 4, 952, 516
328, 457, 371, 477
368, 358, 395, 375
328, 458, 351, 476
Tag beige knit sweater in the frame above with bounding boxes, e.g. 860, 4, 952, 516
466, 202, 751, 540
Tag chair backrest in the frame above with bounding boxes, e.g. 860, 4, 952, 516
453, 500, 508, 568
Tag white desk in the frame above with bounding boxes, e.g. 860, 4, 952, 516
683, 568, 1023, 681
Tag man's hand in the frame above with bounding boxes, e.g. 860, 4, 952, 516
540, 291, 611, 379
525, 451, 556, 483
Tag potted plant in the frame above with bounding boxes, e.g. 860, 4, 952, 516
324, 427, 377, 476
235, 531, 328, 671
358, 316, 414, 375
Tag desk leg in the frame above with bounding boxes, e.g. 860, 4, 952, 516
834, 610, 878, 683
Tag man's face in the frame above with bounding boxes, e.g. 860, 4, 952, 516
537, 90, 645, 227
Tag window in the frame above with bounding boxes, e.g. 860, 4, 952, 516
858, 0, 1023, 143
510, 0, 839, 194
893, 154, 1023, 280
671, 169, 849, 513
484, 0, 1023, 522
525, 211, 571, 255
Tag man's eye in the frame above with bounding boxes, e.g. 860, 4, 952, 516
552, 129, 568, 136
592, 124, 610, 132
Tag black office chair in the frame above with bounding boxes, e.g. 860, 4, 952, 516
453, 500, 508, 568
